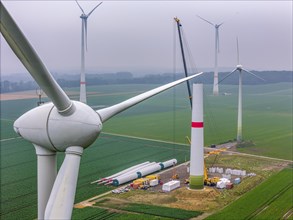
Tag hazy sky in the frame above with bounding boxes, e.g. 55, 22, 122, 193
1, 1, 292, 76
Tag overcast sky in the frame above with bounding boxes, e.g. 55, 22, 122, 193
1, 1, 292, 76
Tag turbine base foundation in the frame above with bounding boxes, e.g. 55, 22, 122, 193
189, 175, 204, 189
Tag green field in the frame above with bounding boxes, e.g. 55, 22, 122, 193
1, 83, 292, 160
122, 203, 200, 219
206, 168, 293, 220
88, 83, 292, 160
1, 82, 292, 219
0, 133, 191, 219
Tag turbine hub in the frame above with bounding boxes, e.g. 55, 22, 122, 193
14, 101, 102, 152
237, 64, 243, 70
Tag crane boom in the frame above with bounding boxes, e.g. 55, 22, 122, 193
174, 17, 192, 107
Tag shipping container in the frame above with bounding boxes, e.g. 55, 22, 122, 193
150, 179, 159, 186
162, 180, 180, 192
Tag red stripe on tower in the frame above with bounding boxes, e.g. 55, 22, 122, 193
191, 122, 204, 128
80, 82, 86, 85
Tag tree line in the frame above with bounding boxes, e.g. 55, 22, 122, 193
1, 70, 291, 93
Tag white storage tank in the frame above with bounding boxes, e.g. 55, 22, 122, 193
162, 180, 180, 192
159, 159, 177, 169
112, 172, 138, 186
138, 163, 162, 177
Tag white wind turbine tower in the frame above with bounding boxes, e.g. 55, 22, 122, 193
197, 15, 224, 96
76, 0, 103, 104
219, 37, 264, 143
0, 3, 203, 219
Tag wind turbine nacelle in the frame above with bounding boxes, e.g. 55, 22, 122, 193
13, 101, 102, 152
237, 64, 243, 70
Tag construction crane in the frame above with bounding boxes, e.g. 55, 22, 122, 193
174, 17, 192, 107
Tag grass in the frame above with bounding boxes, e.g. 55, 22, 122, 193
0, 132, 191, 219
94, 199, 202, 220
205, 168, 293, 220
97, 83, 292, 160
250, 185, 293, 219
0, 82, 292, 219
1, 83, 292, 160
72, 207, 121, 220
120, 203, 202, 219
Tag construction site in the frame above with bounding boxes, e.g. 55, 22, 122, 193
73, 84, 291, 217
74, 144, 290, 219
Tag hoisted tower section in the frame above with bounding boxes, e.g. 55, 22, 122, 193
189, 84, 204, 189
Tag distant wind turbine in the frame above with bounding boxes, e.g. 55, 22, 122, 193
76, 0, 103, 104
219, 37, 265, 143
197, 15, 224, 96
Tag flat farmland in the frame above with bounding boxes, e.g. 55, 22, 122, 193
84, 83, 292, 160
1, 132, 191, 219
1, 82, 292, 219
205, 168, 293, 220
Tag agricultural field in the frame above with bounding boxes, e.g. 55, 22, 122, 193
87, 82, 292, 160
0, 132, 191, 219
206, 168, 293, 220
1, 82, 292, 219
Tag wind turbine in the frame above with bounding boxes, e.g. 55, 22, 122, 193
197, 15, 224, 96
75, 0, 103, 104
0, 3, 203, 219
219, 37, 264, 143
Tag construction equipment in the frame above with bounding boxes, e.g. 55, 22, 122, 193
146, 174, 160, 181
171, 161, 179, 180
131, 174, 161, 189
203, 162, 219, 186
133, 178, 149, 186
172, 173, 179, 180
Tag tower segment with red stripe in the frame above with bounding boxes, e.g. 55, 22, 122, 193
189, 84, 204, 189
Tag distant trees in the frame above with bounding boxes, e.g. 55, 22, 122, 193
0, 80, 37, 93
0, 71, 292, 93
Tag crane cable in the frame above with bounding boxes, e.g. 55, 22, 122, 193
172, 20, 177, 159
181, 27, 198, 75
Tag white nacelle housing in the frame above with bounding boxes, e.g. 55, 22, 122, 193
14, 103, 55, 151
14, 101, 102, 152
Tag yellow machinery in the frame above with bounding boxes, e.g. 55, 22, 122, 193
171, 162, 179, 180
133, 178, 149, 187
132, 174, 161, 189
146, 174, 160, 181
172, 173, 179, 180
203, 156, 219, 186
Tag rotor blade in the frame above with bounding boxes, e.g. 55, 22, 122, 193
75, 0, 85, 14
44, 146, 83, 220
237, 37, 240, 64
87, 2, 103, 17
0, 2, 74, 115
196, 15, 214, 26
97, 72, 203, 122
218, 21, 224, 27
242, 69, 266, 81
218, 69, 238, 85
